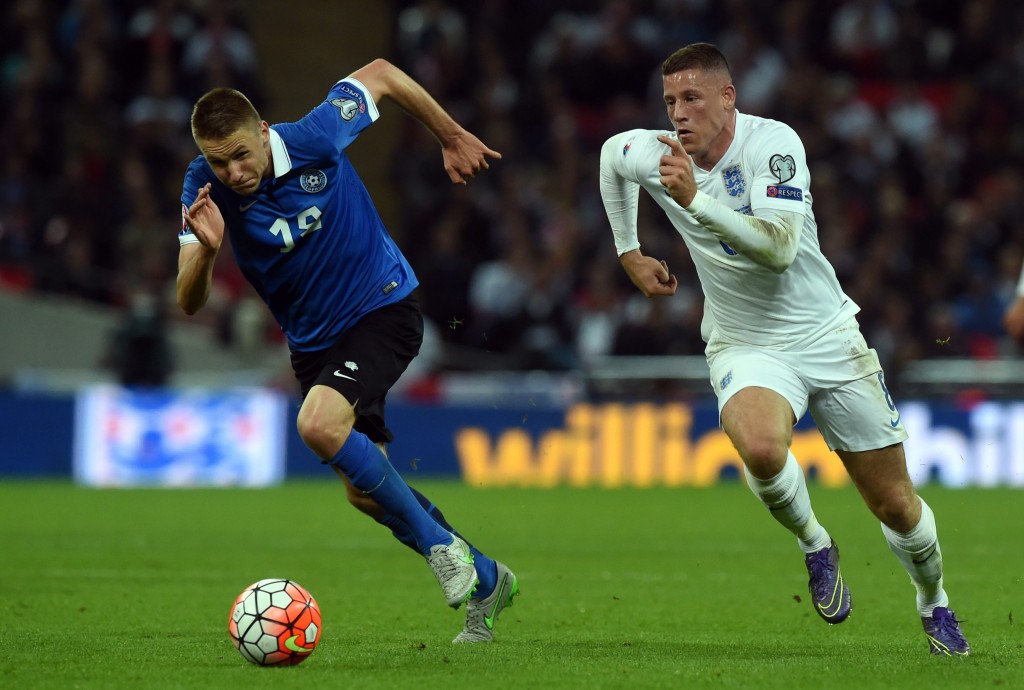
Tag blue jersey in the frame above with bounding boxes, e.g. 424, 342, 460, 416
179, 78, 418, 351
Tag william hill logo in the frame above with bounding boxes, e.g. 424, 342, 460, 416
456, 403, 844, 488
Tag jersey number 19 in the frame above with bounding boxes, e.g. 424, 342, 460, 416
268, 205, 323, 253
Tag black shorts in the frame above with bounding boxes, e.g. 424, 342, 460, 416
290, 294, 423, 444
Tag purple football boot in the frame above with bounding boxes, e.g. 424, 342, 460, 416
922, 607, 971, 656
804, 540, 851, 624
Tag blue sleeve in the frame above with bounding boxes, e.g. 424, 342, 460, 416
181, 162, 204, 208
280, 79, 379, 161
179, 160, 207, 243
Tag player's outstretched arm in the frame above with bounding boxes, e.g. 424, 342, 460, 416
620, 249, 677, 298
347, 59, 500, 184
177, 183, 223, 315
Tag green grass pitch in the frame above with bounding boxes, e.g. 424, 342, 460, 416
1, 479, 1021, 689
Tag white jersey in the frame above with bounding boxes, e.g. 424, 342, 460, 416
600, 111, 859, 350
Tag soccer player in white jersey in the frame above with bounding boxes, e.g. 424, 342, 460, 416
177, 59, 518, 643
599, 43, 969, 656
1004, 263, 1024, 341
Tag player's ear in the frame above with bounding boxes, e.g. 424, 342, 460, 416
721, 83, 736, 110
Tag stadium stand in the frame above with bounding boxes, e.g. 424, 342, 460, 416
2, 0, 1022, 395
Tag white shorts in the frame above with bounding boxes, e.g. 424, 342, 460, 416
706, 318, 909, 452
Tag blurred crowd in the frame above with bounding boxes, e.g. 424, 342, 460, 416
0, 0, 263, 346
2, 0, 1024, 387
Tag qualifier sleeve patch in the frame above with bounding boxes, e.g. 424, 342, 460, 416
769, 153, 797, 183
764, 152, 803, 201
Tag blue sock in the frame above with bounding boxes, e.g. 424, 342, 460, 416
379, 514, 419, 551
329, 431, 449, 553
376, 487, 498, 599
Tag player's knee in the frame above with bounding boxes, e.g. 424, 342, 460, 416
296, 404, 355, 459
871, 492, 919, 532
739, 439, 788, 477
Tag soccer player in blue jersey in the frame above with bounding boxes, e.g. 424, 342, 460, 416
177, 58, 518, 643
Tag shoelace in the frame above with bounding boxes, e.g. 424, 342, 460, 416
430, 551, 459, 579
932, 613, 968, 643
806, 551, 835, 599
429, 545, 469, 596
463, 600, 485, 623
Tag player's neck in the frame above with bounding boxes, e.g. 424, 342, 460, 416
262, 140, 275, 182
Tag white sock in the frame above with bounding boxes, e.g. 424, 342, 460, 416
745, 451, 830, 553
881, 497, 948, 617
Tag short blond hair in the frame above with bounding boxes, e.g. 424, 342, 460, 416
191, 88, 260, 142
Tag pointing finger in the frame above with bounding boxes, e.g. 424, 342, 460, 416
657, 134, 685, 155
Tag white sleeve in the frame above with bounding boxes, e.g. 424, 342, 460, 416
686, 191, 801, 273
599, 132, 643, 256
747, 121, 810, 218
1017, 261, 1024, 297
